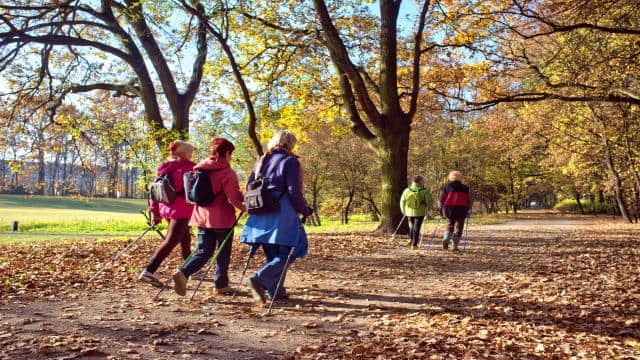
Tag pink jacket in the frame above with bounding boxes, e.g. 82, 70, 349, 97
149, 159, 195, 220
189, 156, 245, 229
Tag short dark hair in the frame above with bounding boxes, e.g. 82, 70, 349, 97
412, 175, 423, 183
210, 138, 235, 157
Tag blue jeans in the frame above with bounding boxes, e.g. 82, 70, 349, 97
181, 228, 233, 289
251, 244, 293, 299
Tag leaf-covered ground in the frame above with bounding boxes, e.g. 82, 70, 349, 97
1, 212, 639, 359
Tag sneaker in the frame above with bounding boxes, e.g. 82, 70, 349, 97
138, 270, 162, 287
453, 237, 461, 251
248, 277, 266, 304
212, 286, 233, 296
410, 245, 418, 250
190, 269, 209, 280
172, 271, 188, 296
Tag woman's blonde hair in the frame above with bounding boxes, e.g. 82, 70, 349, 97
168, 140, 194, 161
267, 130, 297, 151
448, 170, 462, 182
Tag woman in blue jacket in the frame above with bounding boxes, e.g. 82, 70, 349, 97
240, 130, 313, 304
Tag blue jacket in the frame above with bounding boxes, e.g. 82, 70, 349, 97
240, 148, 311, 258
247, 149, 312, 217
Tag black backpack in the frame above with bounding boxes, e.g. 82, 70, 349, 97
183, 170, 221, 206
150, 173, 176, 205
244, 155, 287, 214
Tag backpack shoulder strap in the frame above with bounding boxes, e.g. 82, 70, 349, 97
262, 153, 289, 178
196, 169, 225, 202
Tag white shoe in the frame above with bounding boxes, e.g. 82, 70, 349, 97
138, 270, 162, 287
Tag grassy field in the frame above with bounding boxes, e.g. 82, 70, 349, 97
0, 195, 150, 240
0, 194, 503, 244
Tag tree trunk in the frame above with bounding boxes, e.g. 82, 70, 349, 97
343, 189, 355, 225
36, 148, 46, 195
0, 158, 5, 188
51, 153, 60, 196
575, 190, 585, 215
374, 127, 409, 233
602, 137, 632, 222
310, 176, 321, 226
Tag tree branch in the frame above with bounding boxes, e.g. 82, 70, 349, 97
312, 0, 381, 127
407, 0, 430, 120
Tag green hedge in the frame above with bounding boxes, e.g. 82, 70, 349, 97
554, 198, 609, 213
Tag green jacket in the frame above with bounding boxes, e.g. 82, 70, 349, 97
400, 182, 433, 217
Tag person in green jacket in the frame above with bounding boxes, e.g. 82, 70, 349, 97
400, 175, 433, 250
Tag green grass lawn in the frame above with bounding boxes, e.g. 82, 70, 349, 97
0, 194, 505, 244
0, 195, 151, 237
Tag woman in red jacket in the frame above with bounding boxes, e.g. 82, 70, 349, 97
139, 140, 195, 286
171, 138, 245, 296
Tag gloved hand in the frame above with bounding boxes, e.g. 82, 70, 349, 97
301, 207, 314, 224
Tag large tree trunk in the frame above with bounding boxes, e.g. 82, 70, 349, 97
312, 0, 430, 233
374, 126, 409, 233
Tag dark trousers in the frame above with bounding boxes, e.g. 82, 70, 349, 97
252, 244, 294, 300
408, 216, 424, 246
181, 228, 234, 289
146, 218, 191, 273
446, 216, 466, 238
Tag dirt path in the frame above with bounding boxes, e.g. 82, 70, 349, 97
1, 211, 639, 359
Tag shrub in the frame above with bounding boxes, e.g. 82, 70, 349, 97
554, 198, 609, 213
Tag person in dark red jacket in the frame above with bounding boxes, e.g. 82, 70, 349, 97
439, 170, 471, 251
171, 138, 246, 296
139, 140, 195, 286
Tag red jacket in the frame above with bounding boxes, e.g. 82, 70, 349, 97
189, 156, 245, 229
150, 159, 195, 220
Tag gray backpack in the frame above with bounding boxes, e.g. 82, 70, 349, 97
150, 173, 176, 205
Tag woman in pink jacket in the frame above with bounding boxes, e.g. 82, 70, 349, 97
171, 138, 245, 296
138, 140, 195, 286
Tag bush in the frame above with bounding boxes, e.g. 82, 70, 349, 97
554, 198, 609, 213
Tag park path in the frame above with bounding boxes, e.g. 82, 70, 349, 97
1, 211, 639, 359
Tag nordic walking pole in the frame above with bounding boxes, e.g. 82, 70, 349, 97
87, 226, 154, 285
427, 217, 441, 249
267, 247, 295, 314
463, 213, 471, 250
232, 244, 258, 299
189, 211, 245, 301
390, 215, 406, 239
